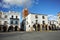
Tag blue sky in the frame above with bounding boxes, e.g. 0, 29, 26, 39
0, 0, 60, 22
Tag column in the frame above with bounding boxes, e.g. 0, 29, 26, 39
36, 25, 37, 31
44, 24, 46, 31
40, 25, 41, 30
40, 24, 42, 31
44, 24, 45, 31
47, 25, 49, 31
30, 27, 33, 32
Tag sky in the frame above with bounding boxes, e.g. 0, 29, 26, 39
0, 0, 60, 22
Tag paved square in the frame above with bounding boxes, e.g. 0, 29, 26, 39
0, 31, 60, 40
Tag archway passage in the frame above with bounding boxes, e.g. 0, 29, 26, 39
15, 26, 18, 31
37, 24, 40, 31
0, 25, 2, 31
33, 24, 36, 31
3, 25, 7, 32
45, 25, 47, 30
33, 24, 40, 31
49, 26, 51, 30
51, 24, 56, 30
42, 25, 48, 31
0, 26, 1, 31
8, 25, 13, 32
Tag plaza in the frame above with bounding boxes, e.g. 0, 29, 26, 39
0, 31, 60, 40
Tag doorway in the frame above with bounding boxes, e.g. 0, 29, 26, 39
33, 24, 40, 31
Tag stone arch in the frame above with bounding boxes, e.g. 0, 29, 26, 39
33, 24, 36, 31
51, 24, 56, 30
15, 26, 18, 31
33, 23, 40, 31
3, 25, 7, 32
49, 25, 51, 30
37, 24, 40, 31
0, 25, 2, 31
8, 25, 13, 32
0, 26, 1, 31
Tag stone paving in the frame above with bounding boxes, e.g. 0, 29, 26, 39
0, 31, 60, 40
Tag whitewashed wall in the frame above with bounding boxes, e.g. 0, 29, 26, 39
0, 11, 20, 28
25, 13, 48, 31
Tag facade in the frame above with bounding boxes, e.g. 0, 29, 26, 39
0, 11, 20, 31
0, 11, 9, 31
8, 11, 20, 28
21, 8, 60, 31
48, 20, 58, 30
22, 13, 49, 31
57, 12, 60, 28
48, 20, 58, 26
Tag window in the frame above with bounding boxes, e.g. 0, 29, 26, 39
10, 21, 13, 24
16, 16, 18, 18
42, 16, 45, 19
32, 21, 33, 23
26, 21, 28, 25
36, 20, 38, 24
4, 21, 7, 25
4, 21, 7, 23
5, 15, 7, 18
42, 21, 45, 24
50, 21, 51, 25
12, 15, 13, 18
15, 21, 18, 24
29, 25, 30, 27
35, 15, 38, 19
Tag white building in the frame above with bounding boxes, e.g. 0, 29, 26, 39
48, 20, 58, 30
22, 13, 49, 31
48, 20, 58, 26
57, 12, 60, 28
8, 11, 20, 28
0, 11, 20, 31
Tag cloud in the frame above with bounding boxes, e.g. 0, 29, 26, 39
0, 3, 2, 7
3, 0, 31, 6
48, 15, 57, 21
2, 4, 10, 8
2, 0, 32, 8
0, 1, 10, 8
